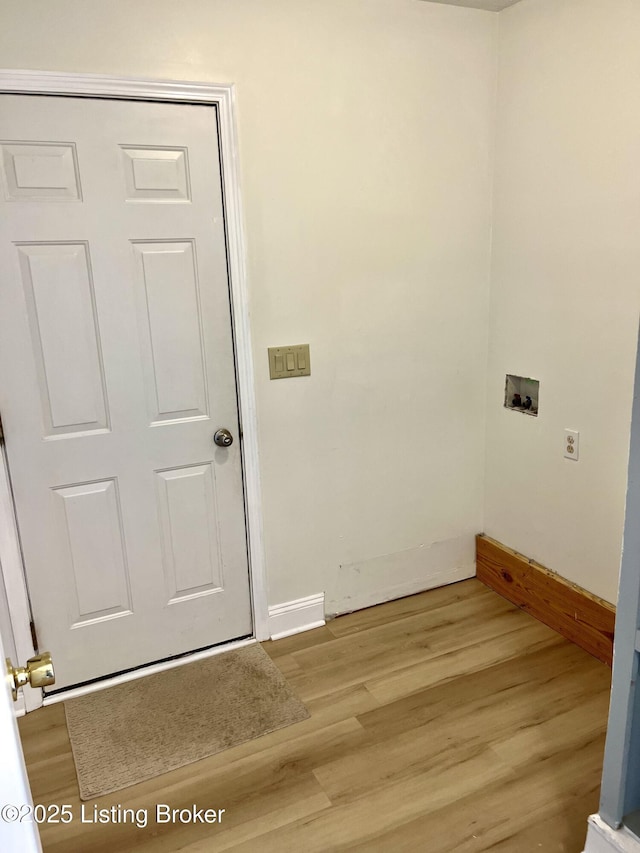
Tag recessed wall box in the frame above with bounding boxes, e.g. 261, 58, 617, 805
504, 375, 539, 416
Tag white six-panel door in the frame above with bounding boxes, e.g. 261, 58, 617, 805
0, 95, 252, 690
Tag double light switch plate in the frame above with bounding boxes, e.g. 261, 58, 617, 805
268, 344, 311, 380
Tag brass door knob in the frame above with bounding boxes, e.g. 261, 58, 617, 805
6, 652, 55, 701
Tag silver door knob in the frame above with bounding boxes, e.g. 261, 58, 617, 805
213, 428, 233, 448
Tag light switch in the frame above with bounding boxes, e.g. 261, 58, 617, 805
268, 344, 311, 380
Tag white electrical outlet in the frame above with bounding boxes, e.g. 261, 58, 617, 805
564, 429, 580, 461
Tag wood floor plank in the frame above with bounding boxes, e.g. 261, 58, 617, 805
226, 748, 517, 853
360, 638, 608, 741
262, 625, 335, 659
183, 792, 332, 852
345, 733, 606, 852
287, 592, 522, 702
18, 578, 610, 852
313, 645, 608, 807
327, 578, 493, 638
261, 651, 301, 677
32, 717, 371, 853
365, 618, 563, 705
491, 690, 611, 771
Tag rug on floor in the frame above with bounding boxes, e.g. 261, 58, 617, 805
64, 643, 309, 800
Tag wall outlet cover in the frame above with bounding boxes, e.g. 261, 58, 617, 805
564, 429, 580, 461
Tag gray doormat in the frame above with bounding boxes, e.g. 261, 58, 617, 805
64, 643, 309, 800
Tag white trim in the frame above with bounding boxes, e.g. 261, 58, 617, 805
14, 694, 26, 719
215, 84, 270, 642
0, 449, 39, 712
583, 815, 640, 853
0, 625, 40, 852
43, 637, 257, 705
268, 593, 326, 641
0, 69, 240, 103
0, 69, 270, 698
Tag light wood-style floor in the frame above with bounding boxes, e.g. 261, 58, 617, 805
19, 579, 611, 852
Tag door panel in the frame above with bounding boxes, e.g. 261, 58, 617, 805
132, 239, 209, 422
0, 95, 252, 690
53, 478, 132, 625
156, 463, 224, 600
120, 145, 190, 202
17, 241, 109, 435
1, 140, 81, 201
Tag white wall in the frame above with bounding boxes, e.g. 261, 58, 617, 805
485, 0, 640, 603
0, 562, 17, 665
0, 0, 497, 613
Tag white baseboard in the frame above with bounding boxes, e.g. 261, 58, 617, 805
583, 815, 640, 853
268, 593, 325, 641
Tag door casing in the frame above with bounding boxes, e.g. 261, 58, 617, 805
0, 70, 269, 712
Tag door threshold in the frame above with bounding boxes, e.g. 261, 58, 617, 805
42, 636, 256, 706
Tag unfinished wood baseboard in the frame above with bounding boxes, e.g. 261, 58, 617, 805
476, 534, 615, 666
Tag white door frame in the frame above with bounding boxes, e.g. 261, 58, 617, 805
0, 70, 269, 711
0, 622, 41, 851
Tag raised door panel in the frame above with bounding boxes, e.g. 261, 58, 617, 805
53, 479, 132, 627
1, 141, 82, 201
156, 464, 224, 603
120, 146, 190, 202
132, 240, 209, 424
17, 242, 109, 436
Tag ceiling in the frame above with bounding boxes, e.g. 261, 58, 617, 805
421, 0, 523, 11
